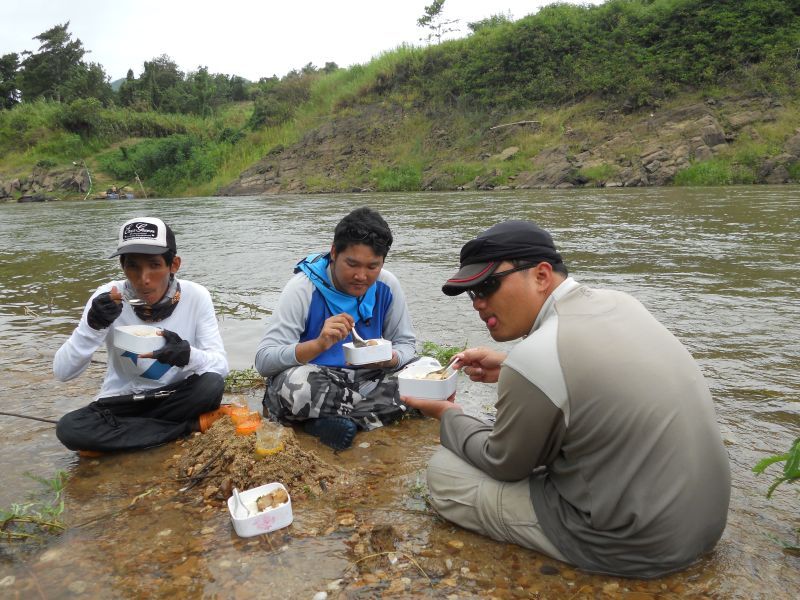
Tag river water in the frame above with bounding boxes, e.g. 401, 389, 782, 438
0, 188, 798, 598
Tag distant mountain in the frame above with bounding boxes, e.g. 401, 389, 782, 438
110, 78, 124, 92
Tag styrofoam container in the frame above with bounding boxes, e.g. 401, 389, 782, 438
113, 325, 165, 354
342, 338, 392, 365
398, 357, 458, 400
227, 482, 293, 538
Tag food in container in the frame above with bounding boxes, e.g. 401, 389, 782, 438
227, 482, 293, 537
256, 487, 289, 511
113, 325, 165, 354
397, 357, 458, 400
342, 338, 392, 365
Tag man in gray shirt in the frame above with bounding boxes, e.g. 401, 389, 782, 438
404, 220, 730, 577
255, 207, 416, 450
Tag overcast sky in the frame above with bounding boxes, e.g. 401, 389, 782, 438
1, 1, 604, 82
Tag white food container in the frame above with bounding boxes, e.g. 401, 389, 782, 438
342, 338, 392, 365
227, 482, 293, 538
397, 357, 458, 400
113, 325, 165, 354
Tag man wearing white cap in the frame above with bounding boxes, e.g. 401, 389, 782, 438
53, 217, 229, 456
404, 220, 730, 578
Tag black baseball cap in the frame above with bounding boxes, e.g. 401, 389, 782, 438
442, 221, 564, 296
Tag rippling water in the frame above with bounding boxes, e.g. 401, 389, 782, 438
0, 187, 798, 597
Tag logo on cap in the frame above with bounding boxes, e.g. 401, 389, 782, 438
123, 221, 159, 241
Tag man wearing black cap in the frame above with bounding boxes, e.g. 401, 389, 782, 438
403, 220, 730, 578
53, 216, 229, 456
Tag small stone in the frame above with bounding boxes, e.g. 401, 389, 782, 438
38, 548, 65, 563
441, 578, 457, 587
603, 583, 620, 593
445, 558, 453, 569
358, 442, 370, 448
0, 576, 15, 587
327, 579, 343, 591
338, 514, 356, 527
447, 540, 464, 550
218, 560, 233, 568
200, 527, 215, 535
386, 578, 406, 594
539, 564, 560, 575
157, 529, 172, 537
312, 593, 327, 600
67, 581, 88, 594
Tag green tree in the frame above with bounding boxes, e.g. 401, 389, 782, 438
137, 54, 183, 111
187, 66, 215, 116
59, 62, 114, 106
417, 0, 460, 44
228, 75, 248, 101
0, 53, 20, 109
18, 22, 87, 102
118, 68, 136, 106
467, 12, 512, 33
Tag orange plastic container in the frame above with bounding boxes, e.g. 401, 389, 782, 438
235, 413, 262, 436
229, 406, 254, 425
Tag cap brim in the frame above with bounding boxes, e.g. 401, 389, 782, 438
441, 262, 498, 296
109, 244, 168, 258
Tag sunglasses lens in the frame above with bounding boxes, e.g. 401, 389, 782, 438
467, 277, 499, 300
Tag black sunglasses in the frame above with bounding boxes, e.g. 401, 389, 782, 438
466, 264, 536, 300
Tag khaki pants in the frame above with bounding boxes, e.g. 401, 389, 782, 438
426, 447, 567, 562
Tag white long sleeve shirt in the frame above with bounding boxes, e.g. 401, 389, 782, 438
54, 278, 229, 399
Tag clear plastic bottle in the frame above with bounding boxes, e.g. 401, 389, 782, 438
255, 421, 285, 456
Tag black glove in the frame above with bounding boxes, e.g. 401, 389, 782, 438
87, 292, 122, 330
151, 328, 191, 367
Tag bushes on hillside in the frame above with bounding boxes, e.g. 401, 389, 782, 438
97, 131, 243, 193
369, 0, 800, 110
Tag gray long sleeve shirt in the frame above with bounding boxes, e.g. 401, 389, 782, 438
441, 278, 730, 578
255, 267, 416, 377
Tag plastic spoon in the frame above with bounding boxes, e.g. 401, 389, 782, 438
350, 327, 368, 348
232, 487, 250, 518
424, 356, 461, 379
124, 294, 147, 306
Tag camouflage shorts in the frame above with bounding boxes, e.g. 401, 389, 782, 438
263, 364, 408, 431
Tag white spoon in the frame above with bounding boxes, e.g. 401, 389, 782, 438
350, 327, 368, 348
232, 487, 250, 518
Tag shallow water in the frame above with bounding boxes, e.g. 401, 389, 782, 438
0, 188, 798, 598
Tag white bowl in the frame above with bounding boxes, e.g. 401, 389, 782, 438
227, 482, 293, 537
342, 338, 392, 365
398, 357, 458, 400
113, 325, 165, 354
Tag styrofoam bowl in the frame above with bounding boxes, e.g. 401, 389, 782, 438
113, 325, 165, 354
342, 338, 392, 365
227, 482, 293, 538
398, 357, 458, 400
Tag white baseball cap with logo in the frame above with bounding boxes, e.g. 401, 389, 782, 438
109, 217, 177, 257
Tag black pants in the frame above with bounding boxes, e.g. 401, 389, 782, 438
56, 372, 224, 453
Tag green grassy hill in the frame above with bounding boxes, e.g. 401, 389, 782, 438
1, 0, 799, 201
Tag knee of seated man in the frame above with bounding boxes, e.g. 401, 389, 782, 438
202, 372, 226, 396
55, 412, 88, 450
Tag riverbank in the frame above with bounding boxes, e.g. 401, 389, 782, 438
2, 91, 800, 203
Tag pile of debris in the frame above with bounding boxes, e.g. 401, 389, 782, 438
174, 418, 345, 503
